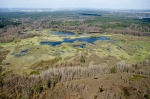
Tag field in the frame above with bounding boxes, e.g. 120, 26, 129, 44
1, 30, 149, 74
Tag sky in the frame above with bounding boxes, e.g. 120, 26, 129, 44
0, 0, 150, 9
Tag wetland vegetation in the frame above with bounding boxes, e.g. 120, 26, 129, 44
0, 9, 150, 99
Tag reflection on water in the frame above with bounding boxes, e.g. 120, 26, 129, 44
41, 35, 110, 47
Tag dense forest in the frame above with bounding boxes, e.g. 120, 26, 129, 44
0, 10, 150, 43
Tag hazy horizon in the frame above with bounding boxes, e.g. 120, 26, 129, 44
0, 0, 150, 10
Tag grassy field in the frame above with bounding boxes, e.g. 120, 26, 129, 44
0, 29, 150, 75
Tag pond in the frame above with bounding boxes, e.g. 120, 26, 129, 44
40, 36, 110, 47
21, 49, 28, 53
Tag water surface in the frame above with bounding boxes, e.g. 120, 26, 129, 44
41, 36, 110, 47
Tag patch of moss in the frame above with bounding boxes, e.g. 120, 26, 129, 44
76, 48, 84, 52
61, 46, 66, 49
29, 71, 40, 75
130, 75, 146, 81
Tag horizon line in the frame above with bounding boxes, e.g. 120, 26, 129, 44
0, 8, 150, 10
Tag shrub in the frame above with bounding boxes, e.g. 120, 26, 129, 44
0, 66, 2, 72
145, 94, 150, 99
45, 80, 51, 89
80, 56, 85, 63
50, 75, 61, 90
0, 93, 6, 99
110, 67, 117, 73
32, 85, 43, 93
0, 76, 3, 86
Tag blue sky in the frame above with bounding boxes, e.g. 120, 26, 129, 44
0, 0, 150, 9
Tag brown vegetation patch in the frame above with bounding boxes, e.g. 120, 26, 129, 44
30, 57, 62, 70
0, 50, 10, 63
